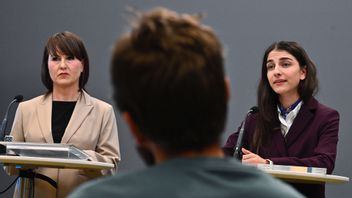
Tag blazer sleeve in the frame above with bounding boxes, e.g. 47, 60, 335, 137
4, 103, 25, 175
223, 125, 241, 156
9, 103, 25, 142
270, 109, 339, 174
83, 105, 120, 176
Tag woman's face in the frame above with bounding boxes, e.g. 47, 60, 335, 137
266, 50, 306, 99
48, 52, 83, 90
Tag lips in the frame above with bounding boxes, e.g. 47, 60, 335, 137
273, 79, 286, 84
58, 73, 69, 76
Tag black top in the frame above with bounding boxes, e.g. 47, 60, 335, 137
52, 101, 76, 143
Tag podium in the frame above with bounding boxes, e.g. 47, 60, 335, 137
0, 142, 114, 198
257, 164, 349, 184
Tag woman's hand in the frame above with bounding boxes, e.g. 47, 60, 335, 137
241, 148, 267, 165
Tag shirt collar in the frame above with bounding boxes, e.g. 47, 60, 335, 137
278, 99, 302, 120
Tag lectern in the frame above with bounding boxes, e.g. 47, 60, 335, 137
0, 141, 114, 198
257, 164, 350, 184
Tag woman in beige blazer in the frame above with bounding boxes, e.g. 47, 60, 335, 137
8, 31, 120, 198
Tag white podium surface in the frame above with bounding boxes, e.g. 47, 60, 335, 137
0, 155, 114, 170
263, 169, 349, 184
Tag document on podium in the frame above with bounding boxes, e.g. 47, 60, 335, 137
257, 164, 327, 175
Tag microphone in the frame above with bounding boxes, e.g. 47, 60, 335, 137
234, 106, 258, 160
0, 95, 24, 141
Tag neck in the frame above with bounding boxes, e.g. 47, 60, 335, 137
279, 93, 300, 109
152, 143, 224, 164
52, 87, 81, 101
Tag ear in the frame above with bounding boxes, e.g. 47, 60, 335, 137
224, 77, 231, 102
300, 66, 307, 80
79, 59, 84, 73
122, 112, 145, 145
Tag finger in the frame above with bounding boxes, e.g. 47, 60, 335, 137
242, 154, 250, 160
242, 153, 254, 160
242, 158, 256, 165
242, 148, 251, 154
243, 157, 260, 165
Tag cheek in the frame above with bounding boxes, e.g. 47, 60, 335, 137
266, 72, 273, 83
79, 64, 84, 73
72, 61, 84, 73
47, 63, 55, 77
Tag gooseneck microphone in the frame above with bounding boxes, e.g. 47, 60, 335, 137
234, 106, 259, 160
0, 95, 24, 141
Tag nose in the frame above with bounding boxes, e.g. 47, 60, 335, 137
59, 58, 68, 69
273, 65, 281, 76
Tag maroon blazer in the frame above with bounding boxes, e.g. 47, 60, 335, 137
223, 97, 339, 198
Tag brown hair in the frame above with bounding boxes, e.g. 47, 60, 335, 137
111, 7, 226, 154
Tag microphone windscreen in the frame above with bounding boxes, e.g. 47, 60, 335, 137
14, 95, 24, 103
249, 106, 259, 113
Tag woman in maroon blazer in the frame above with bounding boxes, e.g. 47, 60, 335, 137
223, 41, 339, 198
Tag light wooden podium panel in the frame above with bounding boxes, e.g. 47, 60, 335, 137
264, 169, 349, 184
0, 155, 114, 198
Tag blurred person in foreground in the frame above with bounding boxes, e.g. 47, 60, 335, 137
69, 8, 303, 198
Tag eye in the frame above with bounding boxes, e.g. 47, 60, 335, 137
67, 56, 75, 60
282, 62, 291, 67
51, 56, 59, 61
266, 63, 275, 70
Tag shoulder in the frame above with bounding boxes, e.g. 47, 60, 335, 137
18, 94, 46, 109
308, 97, 339, 119
82, 91, 114, 111
210, 158, 303, 197
229, 163, 302, 197
247, 111, 259, 122
69, 158, 303, 198
69, 170, 146, 198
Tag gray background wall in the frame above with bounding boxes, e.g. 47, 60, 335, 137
0, 0, 351, 197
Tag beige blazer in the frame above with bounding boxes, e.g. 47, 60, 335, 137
8, 91, 120, 198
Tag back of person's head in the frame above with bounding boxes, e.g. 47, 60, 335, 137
111, 7, 227, 154
41, 31, 90, 91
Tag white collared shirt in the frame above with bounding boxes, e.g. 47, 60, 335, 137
277, 101, 303, 137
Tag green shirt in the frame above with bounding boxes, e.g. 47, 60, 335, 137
69, 157, 303, 198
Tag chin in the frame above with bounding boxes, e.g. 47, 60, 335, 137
274, 90, 290, 96
272, 87, 285, 94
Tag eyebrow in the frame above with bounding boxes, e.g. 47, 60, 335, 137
266, 57, 293, 63
279, 57, 293, 61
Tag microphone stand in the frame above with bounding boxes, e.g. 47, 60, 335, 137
234, 106, 258, 160
0, 95, 23, 141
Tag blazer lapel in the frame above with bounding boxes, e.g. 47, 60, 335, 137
36, 94, 54, 143
285, 97, 317, 147
61, 91, 93, 143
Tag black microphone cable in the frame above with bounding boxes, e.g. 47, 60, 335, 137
0, 176, 19, 194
